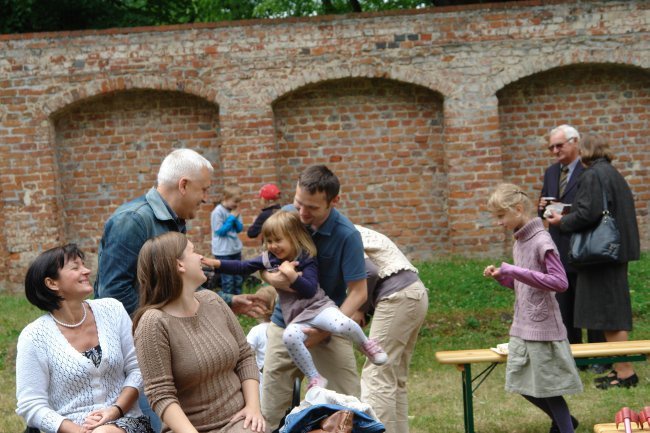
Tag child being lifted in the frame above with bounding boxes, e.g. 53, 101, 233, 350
202, 210, 387, 389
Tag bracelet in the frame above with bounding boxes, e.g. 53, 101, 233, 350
112, 403, 124, 418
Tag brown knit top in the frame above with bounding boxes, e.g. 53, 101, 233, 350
134, 290, 259, 433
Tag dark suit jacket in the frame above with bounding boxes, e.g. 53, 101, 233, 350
540, 160, 585, 271
560, 159, 640, 263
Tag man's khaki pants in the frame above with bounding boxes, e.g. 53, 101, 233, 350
360, 280, 428, 433
261, 322, 360, 429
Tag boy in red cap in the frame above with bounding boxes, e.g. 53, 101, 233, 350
247, 183, 282, 239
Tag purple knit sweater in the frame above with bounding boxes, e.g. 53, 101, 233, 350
497, 217, 568, 341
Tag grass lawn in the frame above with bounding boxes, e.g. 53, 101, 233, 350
2, 254, 648, 433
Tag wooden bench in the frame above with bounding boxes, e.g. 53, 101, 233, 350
594, 423, 644, 433
435, 340, 650, 433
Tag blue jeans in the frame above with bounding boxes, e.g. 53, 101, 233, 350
139, 392, 162, 432
215, 253, 244, 295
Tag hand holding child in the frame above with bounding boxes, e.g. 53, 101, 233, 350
350, 310, 367, 327
302, 327, 332, 348
278, 261, 299, 283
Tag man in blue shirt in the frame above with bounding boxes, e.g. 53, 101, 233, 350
261, 165, 368, 429
95, 148, 265, 317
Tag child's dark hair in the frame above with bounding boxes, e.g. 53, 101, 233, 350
25, 244, 85, 312
261, 211, 317, 258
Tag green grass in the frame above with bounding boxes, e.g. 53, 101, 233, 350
0, 294, 42, 431
2, 254, 649, 432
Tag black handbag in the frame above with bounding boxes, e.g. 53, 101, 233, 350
568, 174, 621, 266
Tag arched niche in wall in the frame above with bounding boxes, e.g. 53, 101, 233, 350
272, 77, 447, 260
497, 64, 650, 249
50, 89, 221, 261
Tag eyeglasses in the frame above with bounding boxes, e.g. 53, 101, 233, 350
548, 138, 574, 152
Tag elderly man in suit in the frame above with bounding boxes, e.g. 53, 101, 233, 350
538, 125, 606, 355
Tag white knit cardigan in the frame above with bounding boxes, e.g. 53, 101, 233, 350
16, 298, 143, 433
355, 225, 418, 278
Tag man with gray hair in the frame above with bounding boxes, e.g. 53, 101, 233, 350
95, 148, 215, 314
96, 148, 265, 317
538, 125, 606, 358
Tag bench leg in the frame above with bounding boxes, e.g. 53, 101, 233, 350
461, 363, 475, 433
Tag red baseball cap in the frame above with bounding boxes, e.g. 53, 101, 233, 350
259, 183, 281, 200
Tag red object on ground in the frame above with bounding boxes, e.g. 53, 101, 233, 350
638, 406, 650, 429
615, 407, 640, 433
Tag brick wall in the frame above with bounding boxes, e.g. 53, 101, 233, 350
273, 78, 446, 259
52, 90, 221, 267
0, 0, 648, 291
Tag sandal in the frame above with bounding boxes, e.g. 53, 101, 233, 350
594, 370, 617, 384
595, 373, 639, 390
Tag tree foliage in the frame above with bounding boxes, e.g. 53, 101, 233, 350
0, 0, 512, 34
251, 0, 432, 19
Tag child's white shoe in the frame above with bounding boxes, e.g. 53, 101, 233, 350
361, 338, 388, 365
307, 375, 328, 390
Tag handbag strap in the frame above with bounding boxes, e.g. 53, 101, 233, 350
593, 171, 610, 215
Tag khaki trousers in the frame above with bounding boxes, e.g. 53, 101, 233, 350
360, 280, 428, 433
261, 322, 360, 429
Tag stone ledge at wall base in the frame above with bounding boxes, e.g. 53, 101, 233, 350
594, 423, 643, 433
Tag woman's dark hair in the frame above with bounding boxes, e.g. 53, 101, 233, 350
24, 244, 85, 312
580, 134, 615, 166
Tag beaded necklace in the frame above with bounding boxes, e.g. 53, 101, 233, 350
50, 303, 87, 328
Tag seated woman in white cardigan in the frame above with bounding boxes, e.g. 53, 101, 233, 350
15, 244, 154, 433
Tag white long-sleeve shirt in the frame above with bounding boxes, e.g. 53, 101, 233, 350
16, 298, 143, 433
246, 322, 269, 375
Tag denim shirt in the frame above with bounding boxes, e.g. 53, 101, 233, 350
94, 188, 185, 315
279, 404, 385, 433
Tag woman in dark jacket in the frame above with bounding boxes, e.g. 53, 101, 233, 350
547, 134, 640, 389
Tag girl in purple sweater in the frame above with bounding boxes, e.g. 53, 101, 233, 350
202, 211, 387, 390
483, 183, 582, 433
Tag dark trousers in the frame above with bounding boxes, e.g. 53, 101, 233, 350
556, 271, 606, 344
215, 252, 244, 295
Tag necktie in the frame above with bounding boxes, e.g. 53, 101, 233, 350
559, 166, 569, 197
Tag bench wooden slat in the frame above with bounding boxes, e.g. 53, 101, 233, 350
435, 340, 650, 365
594, 423, 644, 433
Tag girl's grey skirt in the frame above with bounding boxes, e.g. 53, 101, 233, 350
505, 337, 583, 398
